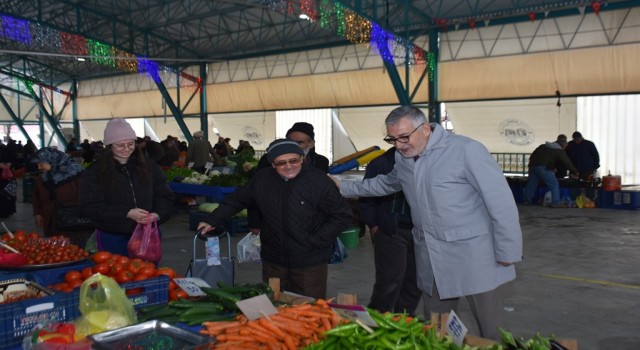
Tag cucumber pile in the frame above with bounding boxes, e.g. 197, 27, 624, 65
138, 281, 273, 326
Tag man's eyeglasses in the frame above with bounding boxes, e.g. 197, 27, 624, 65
111, 142, 135, 150
383, 123, 425, 145
273, 157, 303, 167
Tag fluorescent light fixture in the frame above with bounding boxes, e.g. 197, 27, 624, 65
299, 13, 310, 20
213, 128, 219, 134
77, 57, 86, 62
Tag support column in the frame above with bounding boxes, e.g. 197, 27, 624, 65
199, 63, 208, 140
428, 30, 441, 123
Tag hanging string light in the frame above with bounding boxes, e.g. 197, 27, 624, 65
88, 39, 115, 67
1, 15, 32, 45
31, 23, 60, 49
114, 48, 138, 72
299, 0, 318, 21
343, 10, 371, 44
370, 23, 394, 63
60, 32, 88, 56
335, 2, 346, 38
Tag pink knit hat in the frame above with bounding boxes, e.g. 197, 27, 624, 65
103, 118, 137, 145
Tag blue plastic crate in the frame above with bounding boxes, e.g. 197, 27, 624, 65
29, 259, 94, 287
0, 277, 72, 349
599, 190, 640, 210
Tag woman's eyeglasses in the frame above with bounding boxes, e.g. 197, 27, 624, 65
383, 123, 425, 144
111, 142, 135, 150
273, 158, 302, 167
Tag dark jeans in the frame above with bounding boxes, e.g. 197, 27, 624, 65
368, 226, 422, 314
262, 261, 328, 299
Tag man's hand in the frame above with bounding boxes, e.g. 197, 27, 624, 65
197, 222, 214, 234
497, 261, 514, 267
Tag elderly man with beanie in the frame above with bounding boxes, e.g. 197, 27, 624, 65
186, 130, 217, 173
79, 118, 174, 256
251, 122, 331, 235
198, 139, 352, 299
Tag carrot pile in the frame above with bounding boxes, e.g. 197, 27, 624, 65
200, 299, 342, 349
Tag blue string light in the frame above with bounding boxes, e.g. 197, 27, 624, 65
370, 23, 394, 64
1, 15, 32, 45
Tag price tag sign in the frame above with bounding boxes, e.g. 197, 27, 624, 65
328, 303, 377, 328
221, 167, 232, 175
445, 310, 468, 346
204, 162, 213, 170
173, 278, 211, 297
187, 161, 194, 169
236, 294, 278, 321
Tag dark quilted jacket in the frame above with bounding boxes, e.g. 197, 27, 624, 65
203, 165, 352, 268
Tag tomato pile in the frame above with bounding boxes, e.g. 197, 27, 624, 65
48, 251, 180, 297
1, 231, 89, 265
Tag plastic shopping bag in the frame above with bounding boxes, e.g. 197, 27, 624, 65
127, 218, 162, 262
75, 273, 137, 336
236, 232, 261, 263
329, 238, 348, 264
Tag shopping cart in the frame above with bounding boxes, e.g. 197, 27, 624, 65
186, 227, 235, 288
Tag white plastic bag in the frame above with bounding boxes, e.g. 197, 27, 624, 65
543, 191, 552, 207
237, 232, 261, 263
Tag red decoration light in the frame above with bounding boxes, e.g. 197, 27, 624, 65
591, 1, 602, 15
528, 12, 536, 22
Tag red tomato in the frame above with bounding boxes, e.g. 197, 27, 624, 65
116, 255, 130, 265
109, 264, 124, 277
92, 251, 112, 264
92, 262, 110, 275
127, 261, 142, 274
64, 270, 83, 284
175, 290, 188, 299
133, 273, 148, 281
81, 267, 94, 280
155, 267, 176, 279
68, 278, 83, 289
116, 270, 134, 284
138, 266, 156, 278
168, 280, 178, 291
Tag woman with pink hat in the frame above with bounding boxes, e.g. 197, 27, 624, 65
78, 118, 174, 255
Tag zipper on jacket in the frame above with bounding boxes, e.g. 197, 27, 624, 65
123, 166, 138, 207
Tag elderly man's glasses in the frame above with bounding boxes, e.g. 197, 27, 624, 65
383, 123, 425, 145
273, 157, 302, 167
112, 142, 135, 150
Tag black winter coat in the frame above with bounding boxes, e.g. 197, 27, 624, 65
203, 165, 352, 268
79, 156, 174, 235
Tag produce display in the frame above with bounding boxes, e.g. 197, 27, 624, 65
1, 231, 89, 266
164, 167, 252, 186
46, 251, 175, 293
200, 299, 340, 349
138, 281, 273, 325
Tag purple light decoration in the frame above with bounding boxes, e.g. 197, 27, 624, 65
1, 16, 32, 45
137, 56, 161, 83
370, 23, 394, 64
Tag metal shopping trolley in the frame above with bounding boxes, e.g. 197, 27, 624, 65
186, 227, 235, 288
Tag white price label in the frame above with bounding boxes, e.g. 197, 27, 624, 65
204, 162, 213, 170
206, 236, 221, 266
445, 310, 468, 346
221, 167, 232, 174
173, 278, 211, 297
187, 161, 194, 169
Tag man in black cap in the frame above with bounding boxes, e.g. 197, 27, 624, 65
256, 122, 329, 172
565, 131, 600, 180
197, 139, 352, 299
251, 122, 331, 234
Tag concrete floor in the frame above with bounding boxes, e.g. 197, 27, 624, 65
4, 183, 640, 350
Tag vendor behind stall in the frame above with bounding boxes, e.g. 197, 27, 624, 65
197, 139, 352, 299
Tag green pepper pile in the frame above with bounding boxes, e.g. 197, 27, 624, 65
304, 309, 464, 350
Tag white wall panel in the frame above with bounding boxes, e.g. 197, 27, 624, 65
210, 112, 276, 151
276, 109, 332, 161
445, 98, 577, 153
578, 95, 640, 185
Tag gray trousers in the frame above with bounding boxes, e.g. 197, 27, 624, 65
422, 280, 505, 341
